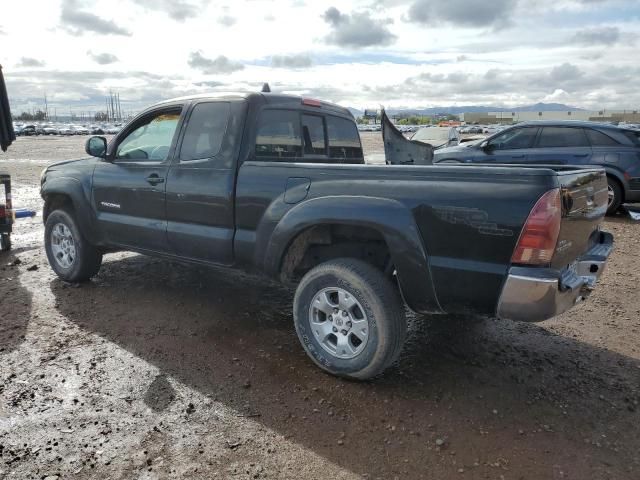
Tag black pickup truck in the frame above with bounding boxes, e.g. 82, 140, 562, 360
40, 92, 613, 379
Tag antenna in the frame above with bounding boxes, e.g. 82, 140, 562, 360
261, 83, 271, 93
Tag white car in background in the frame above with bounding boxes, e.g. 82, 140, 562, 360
72, 125, 90, 135
410, 126, 460, 148
57, 125, 75, 135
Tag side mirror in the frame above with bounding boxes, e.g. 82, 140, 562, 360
85, 136, 107, 158
480, 140, 492, 151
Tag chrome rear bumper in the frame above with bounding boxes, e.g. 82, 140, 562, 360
497, 231, 613, 322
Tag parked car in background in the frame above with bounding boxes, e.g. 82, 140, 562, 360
21, 125, 37, 136
72, 125, 90, 135
57, 125, 75, 136
43, 125, 59, 135
90, 125, 105, 135
410, 126, 460, 148
434, 121, 640, 214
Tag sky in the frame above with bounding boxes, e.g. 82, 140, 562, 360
1, 0, 639, 116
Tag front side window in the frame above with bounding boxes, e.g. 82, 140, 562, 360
489, 127, 538, 150
255, 109, 302, 160
537, 127, 589, 148
179, 102, 230, 161
327, 115, 363, 161
302, 114, 326, 156
116, 110, 181, 161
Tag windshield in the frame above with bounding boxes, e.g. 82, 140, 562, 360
411, 127, 451, 145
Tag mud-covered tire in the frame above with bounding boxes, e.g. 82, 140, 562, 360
0, 233, 10, 252
293, 258, 406, 380
45, 209, 102, 282
606, 177, 623, 216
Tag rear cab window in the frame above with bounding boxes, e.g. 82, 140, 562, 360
255, 110, 302, 160
254, 109, 363, 163
327, 115, 363, 162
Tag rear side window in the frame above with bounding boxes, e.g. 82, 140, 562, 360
537, 127, 589, 147
302, 114, 326, 155
622, 130, 640, 146
179, 102, 230, 161
327, 116, 363, 160
586, 129, 619, 146
255, 110, 302, 160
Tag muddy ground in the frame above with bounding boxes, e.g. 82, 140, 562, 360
1, 134, 639, 479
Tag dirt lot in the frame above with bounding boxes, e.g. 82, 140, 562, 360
1, 134, 639, 479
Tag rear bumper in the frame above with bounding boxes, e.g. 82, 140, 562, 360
497, 231, 613, 322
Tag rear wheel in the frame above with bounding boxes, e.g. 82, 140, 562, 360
293, 258, 406, 380
45, 209, 102, 282
606, 177, 622, 215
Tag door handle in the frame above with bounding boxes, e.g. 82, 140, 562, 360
146, 174, 165, 185
573, 153, 589, 157
511, 154, 525, 159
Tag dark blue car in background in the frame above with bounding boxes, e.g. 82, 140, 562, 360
434, 121, 640, 214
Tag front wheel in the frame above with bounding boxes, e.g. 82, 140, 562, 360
293, 258, 407, 380
45, 209, 102, 282
0, 233, 10, 252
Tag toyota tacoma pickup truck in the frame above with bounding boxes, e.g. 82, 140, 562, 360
40, 92, 613, 379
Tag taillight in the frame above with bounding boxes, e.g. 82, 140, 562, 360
0, 205, 5, 219
302, 98, 322, 107
511, 188, 561, 265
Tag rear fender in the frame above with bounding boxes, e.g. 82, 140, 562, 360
262, 196, 442, 313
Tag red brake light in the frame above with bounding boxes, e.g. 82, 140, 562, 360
511, 188, 561, 265
302, 98, 322, 107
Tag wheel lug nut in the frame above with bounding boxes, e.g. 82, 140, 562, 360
341, 329, 348, 336
332, 327, 338, 333
346, 321, 352, 328
342, 311, 348, 317
328, 315, 333, 321
333, 308, 339, 314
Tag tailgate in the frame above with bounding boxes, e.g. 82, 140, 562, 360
552, 168, 608, 269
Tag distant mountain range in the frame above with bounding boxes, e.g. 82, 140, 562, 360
349, 103, 585, 117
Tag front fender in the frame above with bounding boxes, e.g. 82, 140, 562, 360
41, 176, 99, 244
262, 196, 442, 314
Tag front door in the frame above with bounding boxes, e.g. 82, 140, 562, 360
165, 100, 241, 265
482, 126, 539, 163
92, 107, 184, 252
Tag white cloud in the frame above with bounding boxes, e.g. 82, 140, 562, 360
0, 0, 638, 114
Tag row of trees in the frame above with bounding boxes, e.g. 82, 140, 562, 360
356, 113, 460, 125
14, 111, 110, 122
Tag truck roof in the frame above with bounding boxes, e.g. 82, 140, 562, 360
150, 92, 353, 118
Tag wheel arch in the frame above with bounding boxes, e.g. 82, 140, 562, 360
262, 196, 443, 314
42, 178, 99, 244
